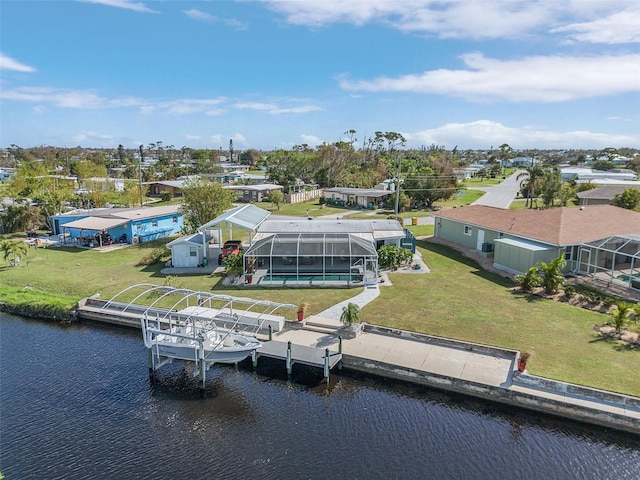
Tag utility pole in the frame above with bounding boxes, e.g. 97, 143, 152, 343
393, 152, 402, 221
138, 145, 144, 207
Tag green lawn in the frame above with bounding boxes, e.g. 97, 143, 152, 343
1, 216, 637, 396
434, 189, 484, 208
0, 240, 354, 320
254, 199, 346, 218
363, 240, 639, 396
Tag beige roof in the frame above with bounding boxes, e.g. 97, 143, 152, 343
60, 217, 129, 231
62, 205, 180, 220
433, 205, 640, 246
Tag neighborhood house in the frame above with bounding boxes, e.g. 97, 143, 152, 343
166, 205, 406, 286
433, 204, 640, 293
52, 205, 183, 247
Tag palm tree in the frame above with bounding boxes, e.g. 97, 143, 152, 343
0, 239, 28, 267
340, 302, 360, 327
517, 163, 545, 208
538, 255, 566, 294
610, 300, 632, 334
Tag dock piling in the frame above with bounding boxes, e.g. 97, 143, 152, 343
286, 341, 292, 377
324, 348, 330, 383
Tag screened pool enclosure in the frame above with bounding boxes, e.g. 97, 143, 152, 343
243, 233, 379, 286
576, 235, 640, 292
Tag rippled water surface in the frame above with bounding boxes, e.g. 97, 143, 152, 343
1, 314, 639, 480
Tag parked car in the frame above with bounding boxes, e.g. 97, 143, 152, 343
218, 240, 243, 265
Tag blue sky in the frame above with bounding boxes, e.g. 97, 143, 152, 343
1, 0, 639, 151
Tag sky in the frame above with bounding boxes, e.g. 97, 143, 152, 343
1, 0, 639, 152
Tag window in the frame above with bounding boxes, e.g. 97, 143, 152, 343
152, 220, 158, 227
136, 223, 141, 230
189, 247, 197, 257
464, 225, 472, 236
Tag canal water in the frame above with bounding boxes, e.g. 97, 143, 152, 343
1, 313, 638, 479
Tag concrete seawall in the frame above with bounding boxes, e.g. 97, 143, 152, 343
75, 299, 640, 435
343, 355, 640, 435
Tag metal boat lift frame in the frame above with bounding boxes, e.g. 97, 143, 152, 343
105, 284, 295, 389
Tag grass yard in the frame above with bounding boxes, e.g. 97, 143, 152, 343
255, 199, 346, 218
0, 240, 355, 321
2, 195, 638, 396
434, 189, 484, 208
363, 240, 640, 397
406, 224, 434, 237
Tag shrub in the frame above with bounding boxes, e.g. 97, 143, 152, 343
160, 191, 173, 202
136, 247, 170, 266
222, 251, 244, 275
563, 285, 575, 298
515, 266, 542, 292
378, 245, 413, 269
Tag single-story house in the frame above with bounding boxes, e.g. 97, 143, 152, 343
577, 186, 640, 206
243, 218, 405, 286
561, 167, 638, 182
323, 187, 393, 209
432, 204, 640, 292
144, 180, 188, 197
219, 163, 250, 173
52, 205, 183, 247
167, 204, 271, 268
225, 183, 284, 203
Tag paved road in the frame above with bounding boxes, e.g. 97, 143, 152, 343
470, 170, 524, 209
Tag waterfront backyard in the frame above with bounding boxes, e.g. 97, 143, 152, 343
1, 234, 638, 397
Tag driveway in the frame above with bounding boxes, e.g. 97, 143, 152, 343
470, 170, 524, 209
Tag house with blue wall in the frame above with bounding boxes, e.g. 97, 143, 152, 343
52, 205, 183, 247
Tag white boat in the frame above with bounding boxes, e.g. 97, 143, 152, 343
143, 321, 262, 365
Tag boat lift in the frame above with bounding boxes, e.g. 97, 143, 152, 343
104, 284, 296, 389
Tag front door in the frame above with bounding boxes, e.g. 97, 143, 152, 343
476, 229, 485, 251
188, 247, 199, 267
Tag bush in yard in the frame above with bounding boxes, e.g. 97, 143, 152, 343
223, 251, 244, 276
515, 266, 542, 292
377, 245, 413, 270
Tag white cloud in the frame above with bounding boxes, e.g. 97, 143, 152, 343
183, 8, 217, 22
209, 134, 223, 145
137, 100, 226, 115
261, 0, 538, 36
551, 6, 640, 44
0, 53, 36, 73
1, 87, 106, 108
72, 131, 115, 143
233, 101, 322, 114
300, 134, 323, 146
405, 120, 640, 149
1, 87, 229, 114
339, 53, 640, 102
258, 0, 640, 42
232, 133, 247, 144
80, 0, 158, 14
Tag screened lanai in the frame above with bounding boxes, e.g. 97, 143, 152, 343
576, 235, 640, 292
243, 232, 378, 286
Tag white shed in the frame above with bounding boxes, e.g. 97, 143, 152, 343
166, 232, 208, 268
